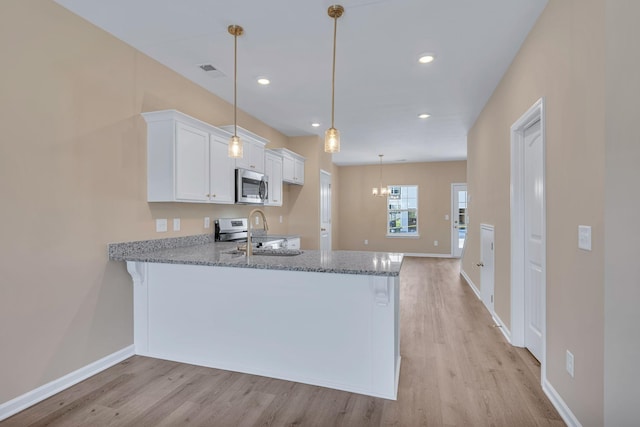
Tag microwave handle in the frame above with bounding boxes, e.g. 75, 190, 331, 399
259, 178, 268, 201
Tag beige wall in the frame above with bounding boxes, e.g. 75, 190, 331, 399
604, 1, 640, 424
461, 0, 605, 425
286, 136, 334, 249
337, 161, 466, 253
0, 0, 319, 404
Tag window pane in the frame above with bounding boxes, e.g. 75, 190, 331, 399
386, 185, 418, 235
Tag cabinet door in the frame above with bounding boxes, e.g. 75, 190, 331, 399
209, 136, 235, 204
294, 159, 305, 185
282, 155, 295, 183
250, 143, 265, 173
265, 155, 283, 206
175, 122, 210, 201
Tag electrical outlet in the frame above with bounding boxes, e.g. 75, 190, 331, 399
566, 350, 575, 378
255, 216, 259, 225
156, 219, 167, 233
173, 218, 181, 231
364, 239, 368, 245
279, 215, 283, 224
434, 240, 439, 246
445, 214, 449, 220
204, 217, 210, 229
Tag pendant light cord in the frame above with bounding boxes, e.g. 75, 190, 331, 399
331, 14, 337, 128
234, 32, 238, 137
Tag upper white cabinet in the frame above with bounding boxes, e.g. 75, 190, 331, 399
264, 150, 283, 207
219, 126, 267, 173
273, 148, 305, 185
143, 110, 235, 204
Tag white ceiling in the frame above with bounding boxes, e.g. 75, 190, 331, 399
53, 0, 547, 165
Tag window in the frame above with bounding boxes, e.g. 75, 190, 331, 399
387, 185, 418, 236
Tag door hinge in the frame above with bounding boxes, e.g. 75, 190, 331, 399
491, 242, 494, 250
491, 295, 494, 303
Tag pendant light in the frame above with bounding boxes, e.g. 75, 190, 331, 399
325, 5, 344, 153
228, 24, 244, 158
372, 154, 388, 197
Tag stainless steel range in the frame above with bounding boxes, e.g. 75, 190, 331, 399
214, 217, 284, 248
214, 218, 248, 242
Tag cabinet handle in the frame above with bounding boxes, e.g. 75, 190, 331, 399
212, 194, 216, 198
206, 194, 210, 197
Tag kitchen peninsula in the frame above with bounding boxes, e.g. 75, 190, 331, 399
109, 235, 403, 400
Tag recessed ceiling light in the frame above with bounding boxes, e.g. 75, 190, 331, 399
418, 54, 435, 64
311, 122, 321, 127
257, 77, 270, 85
418, 113, 431, 119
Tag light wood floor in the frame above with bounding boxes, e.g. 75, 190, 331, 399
1, 258, 563, 426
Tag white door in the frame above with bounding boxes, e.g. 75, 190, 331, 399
524, 119, 544, 361
320, 170, 332, 251
451, 183, 468, 257
480, 225, 495, 314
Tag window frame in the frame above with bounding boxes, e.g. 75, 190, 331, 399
385, 184, 420, 238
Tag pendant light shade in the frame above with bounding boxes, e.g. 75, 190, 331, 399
372, 154, 388, 197
228, 24, 244, 158
325, 5, 344, 154
325, 127, 340, 153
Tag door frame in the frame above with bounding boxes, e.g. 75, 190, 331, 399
510, 98, 546, 373
451, 183, 468, 257
319, 169, 332, 251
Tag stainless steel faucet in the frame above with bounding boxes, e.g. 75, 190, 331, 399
246, 208, 269, 256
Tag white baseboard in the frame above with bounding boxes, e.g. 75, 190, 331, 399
542, 379, 582, 427
403, 252, 454, 258
460, 269, 481, 299
460, 271, 579, 427
492, 311, 512, 344
0, 345, 135, 422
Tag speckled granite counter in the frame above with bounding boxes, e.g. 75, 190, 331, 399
109, 235, 402, 276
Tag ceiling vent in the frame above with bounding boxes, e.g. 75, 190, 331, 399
198, 64, 225, 78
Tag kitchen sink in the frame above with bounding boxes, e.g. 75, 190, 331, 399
225, 249, 303, 257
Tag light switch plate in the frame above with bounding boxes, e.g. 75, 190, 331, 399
578, 225, 592, 251
173, 218, 181, 231
156, 219, 168, 233
204, 217, 210, 229
445, 214, 449, 220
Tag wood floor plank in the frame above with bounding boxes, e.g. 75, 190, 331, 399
0, 258, 564, 427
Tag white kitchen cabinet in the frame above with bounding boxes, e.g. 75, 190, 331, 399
174, 122, 210, 202
143, 110, 234, 204
208, 133, 235, 203
219, 125, 267, 173
264, 150, 283, 207
273, 148, 305, 185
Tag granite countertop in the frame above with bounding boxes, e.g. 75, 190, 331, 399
109, 235, 402, 277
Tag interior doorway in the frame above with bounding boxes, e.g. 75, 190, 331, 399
451, 183, 468, 257
510, 98, 546, 367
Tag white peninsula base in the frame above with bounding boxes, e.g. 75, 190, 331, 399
126, 261, 401, 400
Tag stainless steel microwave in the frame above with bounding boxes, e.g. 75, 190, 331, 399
235, 168, 268, 204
